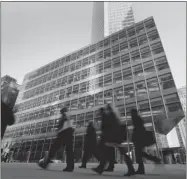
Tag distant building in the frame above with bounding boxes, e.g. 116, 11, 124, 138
91, 2, 135, 43
177, 86, 186, 149
1, 75, 20, 109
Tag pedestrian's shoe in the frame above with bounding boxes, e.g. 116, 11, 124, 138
124, 168, 135, 176
92, 167, 103, 175
135, 170, 145, 175
63, 168, 74, 172
104, 167, 114, 172
37, 159, 48, 169
79, 165, 86, 168
153, 157, 161, 164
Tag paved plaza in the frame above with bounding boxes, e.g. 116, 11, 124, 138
1, 163, 186, 179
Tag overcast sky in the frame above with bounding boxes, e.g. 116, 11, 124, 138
1, 2, 186, 89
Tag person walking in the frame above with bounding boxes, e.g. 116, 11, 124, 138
79, 122, 97, 168
92, 105, 135, 176
38, 107, 74, 172
1, 100, 15, 139
131, 109, 161, 174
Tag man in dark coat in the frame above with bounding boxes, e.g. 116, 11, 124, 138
131, 109, 161, 174
79, 122, 97, 168
1, 101, 15, 139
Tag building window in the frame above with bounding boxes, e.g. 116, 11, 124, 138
96, 63, 103, 74
85, 112, 94, 126
74, 72, 81, 82
140, 46, 152, 59
68, 74, 74, 84
104, 74, 112, 87
66, 87, 72, 98
80, 82, 87, 94
82, 58, 90, 67
96, 51, 104, 61
65, 55, 71, 63
95, 92, 103, 106
129, 38, 138, 48
104, 89, 113, 104
156, 62, 169, 72
138, 100, 150, 111
150, 97, 163, 107
131, 50, 141, 63
104, 48, 111, 59
159, 73, 175, 90
97, 41, 103, 50
112, 56, 121, 68
154, 56, 167, 65
114, 87, 124, 102
70, 53, 77, 61
64, 65, 69, 74
90, 44, 96, 53
104, 38, 110, 47
147, 29, 159, 41
135, 81, 147, 98
121, 53, 130, 66
119, 30, 126, 39
71, 99, 78, 111
164, 93, 180, 104
122, 68, 132, 80
95, 76, 103, 88
120, 41, 128, 51
58, 67, 64, 77
135, 23, 145, 34
112, 44, 120, 55
79, 97, 86, 109
133, 65, 143, 77
151, 42, 164, 55
59, 89, 65, 100
70, 63, 75, 72
104, 60, 112, 72
89, 54, 95, 64
147, 77, 160, 94
166, 103, 182, 113
72, 85, 79, 97
138, 34, 148, 45
144, 18, 155, 30
81, 69, 89, 80
77, 50, 83, 59
113, 70, 122, 84
124, 84, 135, 100
75, 61, 82, 70
111, 34, 118, 44
127, 27, 136, 37
86, 95, 94, 108
83, 47, 89, 56
144, 60, 156, 76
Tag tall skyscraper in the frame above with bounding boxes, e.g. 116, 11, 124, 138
3, 17, 185, 164
91, 2, 135, 43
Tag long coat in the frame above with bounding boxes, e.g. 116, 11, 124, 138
1, 101, 15, 138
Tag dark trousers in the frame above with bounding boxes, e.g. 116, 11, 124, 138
48, 128, 74, 170
106, 147, 115, 169
135, 143, 159, 171
96, 137, 134, 173
81, 149, 94, 167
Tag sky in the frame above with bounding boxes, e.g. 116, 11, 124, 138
1, 2, 186, 89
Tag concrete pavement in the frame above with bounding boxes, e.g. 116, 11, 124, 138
1, 163, 186, 179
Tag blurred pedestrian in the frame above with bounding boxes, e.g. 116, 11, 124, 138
131, 109, 161, 174
1, 100, 15, 139
38, 107, 74, 172
79, 122, 97, 168
93, 105, 135, 176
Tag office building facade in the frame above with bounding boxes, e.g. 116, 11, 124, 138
91, 2, 135, 43
3, 17, 184, 163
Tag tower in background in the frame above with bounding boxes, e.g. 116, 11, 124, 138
91, 2, 135, 43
